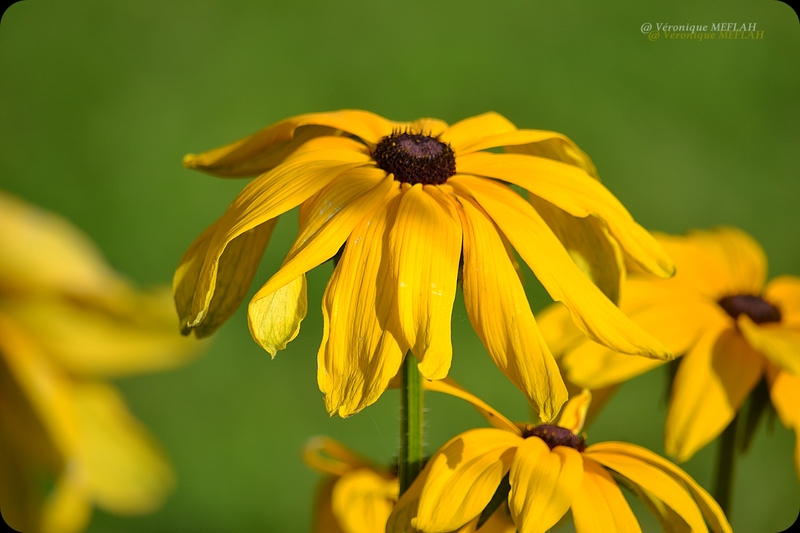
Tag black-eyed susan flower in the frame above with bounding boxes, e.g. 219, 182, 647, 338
387, 382, 732, 533
175, 110, 675, 419
538, 226, 800, 470
0, 192, 201, 533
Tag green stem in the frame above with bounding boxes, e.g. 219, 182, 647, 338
713, 413, 739, 516
399, 354, 424, 495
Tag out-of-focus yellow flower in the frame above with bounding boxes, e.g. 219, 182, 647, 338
538, 227, 800, 467
387, 383, 731, 533
0, 192, 202, 533
175, 109, 674, 419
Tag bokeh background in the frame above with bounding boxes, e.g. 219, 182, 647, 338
1, 0, 798, 531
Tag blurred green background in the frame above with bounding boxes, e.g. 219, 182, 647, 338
1, 0, 798, 531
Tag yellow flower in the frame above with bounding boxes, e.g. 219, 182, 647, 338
538, 226, 800, 466
387, 383, 731, 533
0, 192, 201, 533
175, 110, 674, 419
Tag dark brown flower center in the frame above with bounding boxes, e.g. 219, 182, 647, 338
372, 132, 456, 185
521, 424, 586, 452
717, 294, 782, 324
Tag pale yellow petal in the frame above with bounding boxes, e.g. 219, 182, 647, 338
332, 469, 398, 533
571, 458, 641, 533
738, 315, 800, 376
415, 429, 521, 533
557, 389, 591, 434
72, 381, 173, 514
665, 327, 764, 462
247, 275, 307, 357
424, 377, 520, 434
303, 436, 376, 477
456, 194, 567, 422
440, 112, 517, 154
456, 153, 675, 278
318, 188, 408, 417
183, 110, 393, 176
764, 275, 800, 325
452, 175, 671, 360
508, 437, 583, 533
766, 365, 800, 480
391, 185, 461, 379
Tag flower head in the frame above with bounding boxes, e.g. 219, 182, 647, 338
538, 226, 800, 467
0, 192, 201, 533
387, 383, 731, 533
175, 110, 674, 419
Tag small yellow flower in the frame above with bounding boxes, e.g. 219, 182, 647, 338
0, 192, 201, 533
538, 226, 800, 467
387, 383, 731, 533
175, 110, 674, 419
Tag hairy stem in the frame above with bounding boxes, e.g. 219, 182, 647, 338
399, 354, 424, 495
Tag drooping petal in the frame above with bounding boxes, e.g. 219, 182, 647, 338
665, 327, 764, 462
332, 469, 398, 533
248, 275, 307, 357
424, 378, 521, 435
590, 442, 732, 533
452, 176, 670, 360
557, 389, 591, 434
318, 187, 408, 417
72, 382, 173, 515
738, 315, 800, 376
303, 436, 375, 477
655, 227, 766, 299
440, 112, 517, 154
183, 110, 394, 176
507, 437, 583, 533
455, 194, 567, 422
415, 429, 521, 533
529, 194, 623, 305
390, 184, 461, 379
767, 365, 800, 480
455, 153, 675, 278
185, 141, 371, 331
585, 444, 710, 533
570, 458, 641, 533
764, 275, 800, 326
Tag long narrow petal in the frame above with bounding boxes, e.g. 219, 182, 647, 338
455, 194, 567, 422
175, 214, 276, 337
440, 112, 517, 154
765, 275, 800, 325
571, 458, 641, 533
415, 429, 521, 533
391, 184, 461, 379
766, 365, 800, 480
665, 327, 764, 462
504, 135, 599, 179
508, 437, 583, 533
183, 110, 393, 176
456, 153, 674, 278
738, 316, 800, 376
318, 188, 408, 417
332, 469, 398, 533
424, 378, 520, 434
187, 145, 370, 329
590, 442, 732, 533
452, 176, 670, 360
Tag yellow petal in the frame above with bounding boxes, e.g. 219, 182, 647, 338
557, 389, 591, 434
247, 275, 307, 357
507, 437, 583, 533
665, 327, 764, 462
72, 381, 173, 514
766, 365, 800, 481
584, 444, 709, 533
535, 302, 586, 358
504, 134, 600, 180
387, 459, 430, 533
440, 112, 517, 154
303, 436, 376, 477
391, 185, 461, 379
39, 465, 92, 533
183, 110, 393, 176
590, 442, 732, 533
452, 175, 671, 360
175, 216, 277, 338
424, 378, 520, 435
656, 227, 766, 299
456, 153, 675, 278
455, 194, 567, 422
186, 142, 370, 330
764, 275, 800, 325
0, 192, 127, 299
529, 194, 624, 305
570, 458, 641, 533
415, 428, 521, 533
738, 315, 800, 376
332, 469, 398, 533
318, 188, 408, 417
311, 478, 347, 533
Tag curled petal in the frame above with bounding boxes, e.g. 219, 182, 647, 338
557, 389, 591, 435
303, 436, 375, 477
